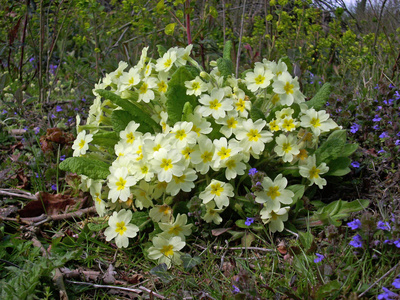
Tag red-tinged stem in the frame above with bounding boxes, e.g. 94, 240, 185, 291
185, 0, 192, 45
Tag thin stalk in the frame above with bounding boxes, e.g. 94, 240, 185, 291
236, 0, 246, 78
38, 0, 44, 103
19, 0, 30, 83
185, 0, 192, 45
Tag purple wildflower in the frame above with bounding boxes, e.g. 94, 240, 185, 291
377, 221, 391, 231
395, 91, 400, 100
392, 277, 400, 289
374, 84, 379, 89
51, 184, 57, 191
1, 109, 7, 114
377, 287, 398, 300
395, 140, 400, 146
248, 168, 258, 176
60, 155, 66, 161
350, 123, 360, 133
347, 219, 361, 230
376, 106, 383, 111
378, 149, 386, 154
245, 217, 255, 226
373, 125, 380, 130
232, 285, 241, 294
349, 234, 363, 248
394, 240, 400, 248
56, 105, 63, 112
373, 115, 382, 122
351, 161, 360, 168
82, 97, 86, 102
34, 127, 40, 134
314, 253, 325, 263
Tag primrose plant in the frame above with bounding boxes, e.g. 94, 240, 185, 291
61, 42, 360, 268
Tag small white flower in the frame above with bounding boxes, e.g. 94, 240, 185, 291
159, 214, 193, 241
108, 167, 137, 203
104, 209, 139, 248
300, 108, 339, 136
299, 155, 329, 189
201, 201, 224, 225
156, 49, 177, 72
235, 119, 273, 155
199, 179, 234, 209
148, 236, 185, 268
72, 131, 93, 157
274, 134, 300, 163
260, 206, 290, 233
245, 64, 273, 92
151, 148, 185, 183
166, 168, 198, 196
197, 88, 233, 119
185, 76, 208, 96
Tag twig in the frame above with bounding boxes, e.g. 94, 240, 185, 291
214, 246, 275, 252
235, 0, 246, 78
0, 189, 37, 200
139, 286, 167, 299
65, 280, 142, 294
358, 261, 400, 298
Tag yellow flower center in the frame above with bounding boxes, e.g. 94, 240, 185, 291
160, 158, 173, 171
78, 139, 86, 149
270, 211, 278, 220
236, 99, 245, 111
128, 77, 135, 85
116, 177, 127, 191
168, 225, 182, 235
192, 82, 200, 90
217, 147, 231, 160
282, 118, 295, 131
158, 81, 167, 93
159, 205, 171, 215
227, 117, 238, 129
175, 129, 187, 140
255, 74, 265, 85
126, 132, 135, 144
139, 82, 148, 94
182, 147, 193, 159
282, 142, 292, 153
225, 159, 236, 169
267, 186, 281, 200
160, 244, 174, 257
95, 196, 102, 204
173, 174, 186, 184
192, 125, 201, 136
201, 151, 213, 163
153, 144, 161, 152
115, 221, 127, 235
309, 166, 320, 179
247, 129, 261, 141
297, 149, 308, 160
310, 117, 321, 128
164, 58, 172, 68
141, 165, 149, 174
209, 99, 221, 110
269, 120, 280, 132
210, 183, 224, 196
283, 82, 294, 94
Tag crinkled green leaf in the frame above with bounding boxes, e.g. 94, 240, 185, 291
97, 89, 160, 133
156, 44, 167, 57
327, 129, 347, 143
91, 131, 119, 149
182, 102, 193, 121
250, 106, 266, 122
340, 143, 359, 157
315, 138, 345, 164
287, 184, 305, 205
298, 231, 314, 250
327, 157, 351, 176
165, 23, 176, 35
223, 40, 233, 60
279, 56, 293, 75
149, 263, 174, 283
181, 253, 201, 271
59, 157, 110, 180
316, 280, 342, 297
166, 67, 197, 124
217, 57, 234, 78
111, 110, 136, 133
306, 83, 332, 110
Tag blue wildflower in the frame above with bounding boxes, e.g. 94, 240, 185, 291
347, 219, 361, 230
60, 155, 66, 161
395, 91, 400, 100
378, 149, 386, 154
314, 253, 324, 263
51, 184, 57, 191
394, 240, 400, 248
248, 168, 258, 176
373, 125, 380, 130
351, 161, 360, 168
377, 287, 398, 300
232, 285, 241, 294
395, 140, 400, 146
56, 105, 63, 112
245, 217, 254, 226
377, 221, 391, 231
350, 123, 360, 133
392, 277, 400, 289
349, 234, 363, 248
373, 115, 382, 122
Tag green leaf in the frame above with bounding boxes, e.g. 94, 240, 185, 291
298, 231, 314, 250
279, 56, 293, 75
306, 83, 332, 110
111, 110, 135, 133
223, 40, 233, 60
59, 157, 110, 180
316, 280, 342, 297
250, 106, 266, 122
314, 138, 345, 164
182, 102, 193, 121
156, 44, 167, 57
165, 23, 176, 35
181, 254, 201, 271
327, 157, 351, 176
87, 221, 108, 232
149, 264, 174, 283
287, 184, 305, 205
91, 131, 119, 148
97, 89, 160, 133
327, 129, 347, 143
217, 57, 234, 78
340, 143, 359, 157
165, 67, 197, 124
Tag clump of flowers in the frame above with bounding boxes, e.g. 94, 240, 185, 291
60, 44, 357, 268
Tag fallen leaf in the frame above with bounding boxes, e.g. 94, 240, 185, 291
18, 192, 81, 217
211, 227, 231, 236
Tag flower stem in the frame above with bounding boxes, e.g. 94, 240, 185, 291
185, 0, 192, 45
